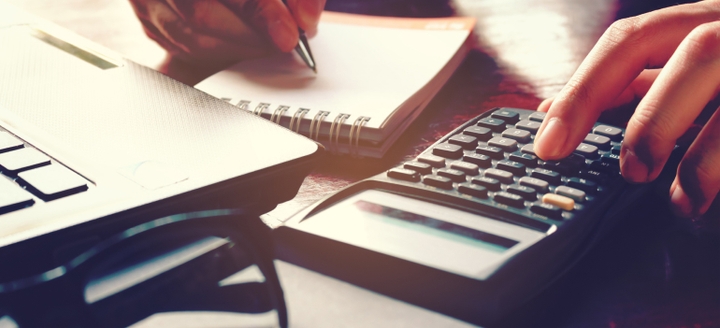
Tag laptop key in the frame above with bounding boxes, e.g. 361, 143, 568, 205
0, 178, 34, 214
0, 148, 51, 175
0, 132, 23, 153
18, 164, 88, 201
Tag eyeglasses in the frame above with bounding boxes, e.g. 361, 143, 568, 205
0, 209, 288, 328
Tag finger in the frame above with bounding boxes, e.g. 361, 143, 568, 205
285, 0, 325, 34
221, 0, 299, 52
621, 21, 720, 184
669, 107, 720, 217
534, 2, 720, 160
608, 69, 660, 108
537, 97, 553, 112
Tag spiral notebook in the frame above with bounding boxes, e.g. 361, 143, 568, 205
195, 12, 475, 158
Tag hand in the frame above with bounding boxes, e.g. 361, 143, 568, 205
533, 0, 720, 217
129, 0, 325, 65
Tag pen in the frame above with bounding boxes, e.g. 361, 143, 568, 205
283, 0, 317, 72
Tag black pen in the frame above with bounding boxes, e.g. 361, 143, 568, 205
283, 0, 317, 72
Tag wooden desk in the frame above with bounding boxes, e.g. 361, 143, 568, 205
7, 0, 718, 326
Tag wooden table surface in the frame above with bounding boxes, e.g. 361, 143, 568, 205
7, 0, 719, 326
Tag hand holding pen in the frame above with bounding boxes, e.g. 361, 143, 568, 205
129, 0, 325, 67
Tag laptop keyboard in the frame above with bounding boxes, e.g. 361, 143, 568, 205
0, 130, 88, 215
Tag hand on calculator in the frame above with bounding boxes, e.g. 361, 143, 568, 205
533, 0, 720, 218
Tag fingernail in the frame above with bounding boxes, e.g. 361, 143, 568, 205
534, 117, 567, 158
268, 19, 297, 52
620, 146, 648, 183
670, 184, 693, 217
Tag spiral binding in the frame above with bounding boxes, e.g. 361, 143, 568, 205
349, 116, 371, 157
290, 108, 310, 133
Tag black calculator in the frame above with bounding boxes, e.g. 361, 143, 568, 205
276, 108, 660, 325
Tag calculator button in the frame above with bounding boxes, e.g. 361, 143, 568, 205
450, 161, 479, 175
574, 143, 599, 159
590, 160, 618, 173
584, 134, 611, 150
530, 203, 563, 219
507, 184, 536, 200
521, 144, 536, 155
501, 128, 532, 143
519, 176, 549, 193
387, 168, 421, 182
491, 109, 520, 124
515, 120, 541, 133
484, 168, 514, 184
477, 117, 506, 132
578, 170, 607, 182
509, 153, 537, 168
601, 153, 620, 166
433, 143, 463, 159
437, 168, 466, 182
542, 193, 575, 211
462, 126, 492, 141
555, 185, 586, 202
0, 148, 51, 175
448, 134, 478, 150
0, 177, 34, 214
458, 183, 488, 198
528, 111, 546, 122
18, 164, 88, 201
611, 144, 621, 155
539, 161, 572, 176
403, 162, 432, 175
488, 137, 518, 152
472, 177, 501, 191
422, 175, 453, 190
593, 125, 623, 141
530, 169, 561, 185
566, 177, 598, 194
0, 132, 23, 153
494, 191, 525, 208
463, 153, 492, 168
496, 160, 526, 176
418, 154, 446, 168
476, 145, 504, 159
562, 153, 587, 169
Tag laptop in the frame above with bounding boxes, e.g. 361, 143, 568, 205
0, 3, 322, 275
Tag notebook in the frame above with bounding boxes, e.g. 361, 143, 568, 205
0, 3, 321, 273
195, 12, 475, 158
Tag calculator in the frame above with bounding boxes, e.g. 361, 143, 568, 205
275, 107, 664, 325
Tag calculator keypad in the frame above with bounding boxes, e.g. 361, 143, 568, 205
385, 108, 624, 222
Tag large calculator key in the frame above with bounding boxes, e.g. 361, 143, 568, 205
477, 117, 506, 132
519, 176, 549, 193
593, 125, 623, 141
403, 162, 432, 175
530, 168, 561, 185
515, 120, 541, 133
462, 126, 492, 141
521, 144, 536, 155
448, 134, 478, 150
584, 134, 611, 150
388, 168, 421, 182
437, 168, 466, 182
450, 161, 479, 175
0, 178, 34, 214
567, 177, 598, 194
496, 160, 526, 176
18, 164, 88, 201
476, 145, 504, 159
501, 128, 532, 143
494, 191, 525, 208
0, 148, 51, 174
422, 175, 453, 190
488, 137, 518, 152
491, 109, 520, 124
463, 153, 492, 168
509, 153, 537, 168
530, 203, 562, 219
528, 111, 546, 122
458, 183, 488, 198
507, 184, 536, 200
555, 185, 586, 202
472, 177, 501, 191
418, 154, 446, 168
433, 143, 463, 159
574, 143, 599, 159
484, 168, 514, 184
542, 193, 575, 211
0, 132, 23, 153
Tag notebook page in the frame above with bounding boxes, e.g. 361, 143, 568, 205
196, 13, 473, 131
